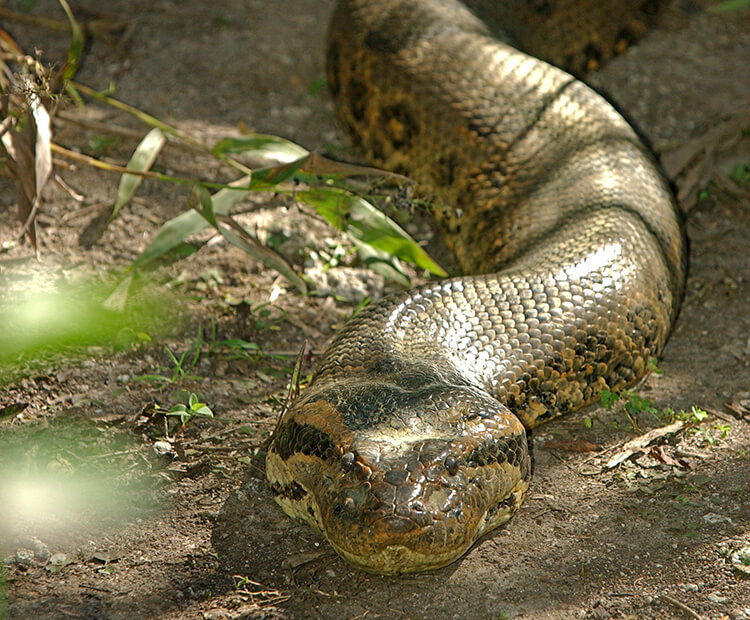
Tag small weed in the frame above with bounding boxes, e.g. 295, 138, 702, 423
599, 388, 661, 431
88, 135, 117, 156
730, 161, 750, 188
248, 302, 286, 333
673, 406, 731, 445
154, 392, 213, 437
0, 567, 6, 619
598, 369, 730, 445
647, 357, 663, 376
135, 327, 204, 387
308, 76, 327, 96
600, 388, 621, 410
214, 338, 264, 362
674, 406, 709, 424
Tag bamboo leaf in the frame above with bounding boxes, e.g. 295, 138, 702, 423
298, 188, 446, 278
352, 239, 410, 287
248, 155, 310, 189
211, 135, 308, 163
112, 128, 165, 218
132, 176, 252, 269
79, 128, 165, 247
191, 186, 307, 294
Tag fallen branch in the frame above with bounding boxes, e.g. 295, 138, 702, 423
604, 420, 686, 470
658, 593, 702, 619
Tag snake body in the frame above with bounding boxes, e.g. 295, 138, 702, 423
266, 0, 686, 574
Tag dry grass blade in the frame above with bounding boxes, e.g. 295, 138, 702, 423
0, 68, 53, 251
69, 81, 253, 175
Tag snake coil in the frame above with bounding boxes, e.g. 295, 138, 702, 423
266, 0, 686, 574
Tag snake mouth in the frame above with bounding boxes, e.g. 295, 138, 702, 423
321, 472, 531, 574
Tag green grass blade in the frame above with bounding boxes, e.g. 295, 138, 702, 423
58, 0, 84, 95
708, 0, 750, 11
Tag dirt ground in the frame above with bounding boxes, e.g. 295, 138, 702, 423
2, 1, 750, 618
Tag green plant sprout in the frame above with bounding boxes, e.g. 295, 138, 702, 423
135, 327, 204, 387
153, 392, 214, 438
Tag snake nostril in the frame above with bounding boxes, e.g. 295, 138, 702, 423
445, 456, 459, 476
341, 451, 356, 471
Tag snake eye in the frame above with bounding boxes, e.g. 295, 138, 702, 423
445, 456, 459, 476
341, 451, 356, 470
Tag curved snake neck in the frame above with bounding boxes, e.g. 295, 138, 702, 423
266, 0, 686, 574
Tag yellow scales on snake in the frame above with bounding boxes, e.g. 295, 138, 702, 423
266, 0, 686, 574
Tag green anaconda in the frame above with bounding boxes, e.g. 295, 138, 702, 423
265, 0, 686, 574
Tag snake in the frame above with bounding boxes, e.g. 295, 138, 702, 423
265, 0, 686, 574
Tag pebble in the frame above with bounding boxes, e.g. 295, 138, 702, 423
153, 441, 176, 457
28, 537, 51, 562
48, 552, 68, 568
13, 548, 35, 567
702, 512, 733, 525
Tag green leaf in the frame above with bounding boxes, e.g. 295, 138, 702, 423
298, 188, 447, 278
218, 339, 261, 351
112, 128, 166, 219
211, 135, 308, 163
624, 393, 658, 416
134, 374, 172, 386
352, 238, 410, 287
600, 389, 621, 410
192, 186, 308, 294
192, 405, 213, 418
308, 76, 327, 96
131, 176, 251, 269
58, 0, 84, 88
691, 407, 708, 422
248, 156, 309, 190
729, 162, 750, 188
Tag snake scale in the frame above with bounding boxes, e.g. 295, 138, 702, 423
266, 0, 686, 574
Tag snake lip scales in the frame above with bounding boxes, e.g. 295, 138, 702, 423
265, 0, 686, 575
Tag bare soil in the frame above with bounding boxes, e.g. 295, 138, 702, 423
2, 1, 749, 618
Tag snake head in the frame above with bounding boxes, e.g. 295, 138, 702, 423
266, 380, 531, 574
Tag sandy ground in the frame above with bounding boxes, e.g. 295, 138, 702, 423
1, 1, 750, 618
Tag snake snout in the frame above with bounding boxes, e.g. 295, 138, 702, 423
316, 429, 532, 573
